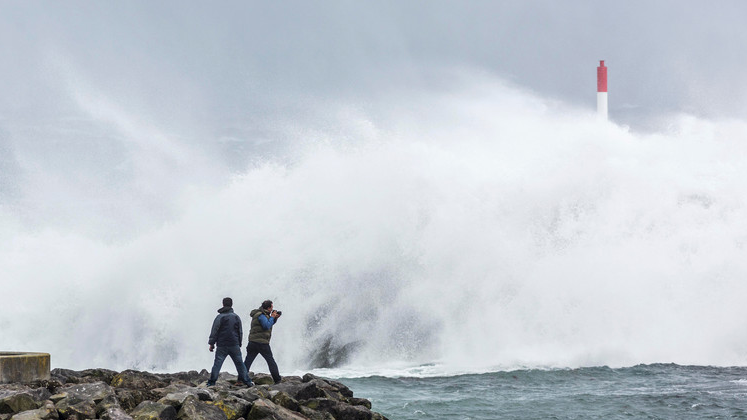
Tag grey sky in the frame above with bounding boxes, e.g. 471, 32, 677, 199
3, 1, 747, 121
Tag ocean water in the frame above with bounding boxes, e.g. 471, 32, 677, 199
340, 364, 747, 419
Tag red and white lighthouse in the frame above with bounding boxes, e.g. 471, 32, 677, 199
597, 60, 608, 119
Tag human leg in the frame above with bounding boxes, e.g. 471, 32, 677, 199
244, 341, 261, 373
208, 346, 229, 385
257, 343, 281, 384
226, 345, 252, 385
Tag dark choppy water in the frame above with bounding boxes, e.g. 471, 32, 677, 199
340, 364, 747, 419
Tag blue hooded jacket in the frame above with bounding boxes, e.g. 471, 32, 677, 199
208, 307, 243, 347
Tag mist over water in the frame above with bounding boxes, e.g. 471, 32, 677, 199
2, 74, 747, 377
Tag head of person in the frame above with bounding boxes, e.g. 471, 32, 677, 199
223, 297, 233, 308
261, 300, 273, 311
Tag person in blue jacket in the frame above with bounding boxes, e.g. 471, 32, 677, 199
244, 299, 282, 384
207, 297, 253, 387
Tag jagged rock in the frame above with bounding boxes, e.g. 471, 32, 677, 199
301, 375, 353, 398
54, 381, 115, 419
161, 372, 209, 387
245, 400, 305, 420
247, 375, 272, 387
194, 391, 212, 403
100, 407, 133, 420
215, 388, 259, 407
277, 377, 302, 385
326, 403, 375, 420
46, 396, 64, 406
205, 397, 250, 420
115, 388, 166, 413
57, 381, 115, 404
96, 394, 122, 416
152, 384, 196, 400
3, 369, 388, 420
80, 369, 118, 385
158, 390, 201, 408
48, 368, 105, 386
0, 392, 40, 414
130, 401, 176, 420
297, 406, 333, 420
8, 401, 58, 420
298, 399, 337, 412
49, 371, 81, 385
111, 372, 168, 391
55, 399, 96, 420
176, 396, 226, 420
269, 392, 297, 412
271, 382, 324, 402
347, 397, 372, 410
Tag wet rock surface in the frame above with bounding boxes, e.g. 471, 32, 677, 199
0, 369, 387, 420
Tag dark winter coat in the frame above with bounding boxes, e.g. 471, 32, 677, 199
208, 307, 243, 347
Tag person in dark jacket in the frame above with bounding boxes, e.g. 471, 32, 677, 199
243, 299, 282, 384
207, 297, 253, 387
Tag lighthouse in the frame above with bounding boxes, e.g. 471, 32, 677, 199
597, 60, 608, 119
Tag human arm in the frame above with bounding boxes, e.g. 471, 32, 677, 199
208, 315, 221, 346
258, 313, 276, 330
238, 316, 244, 348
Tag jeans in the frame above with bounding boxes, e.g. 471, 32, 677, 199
244, 341, 281, 383
208, 345, 251, 385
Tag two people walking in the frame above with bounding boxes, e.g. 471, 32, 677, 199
207, 297, 282, 387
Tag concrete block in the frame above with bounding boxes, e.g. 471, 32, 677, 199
0, 352, 51, 384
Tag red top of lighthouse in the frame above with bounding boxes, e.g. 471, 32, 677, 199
597, 60, 607, 93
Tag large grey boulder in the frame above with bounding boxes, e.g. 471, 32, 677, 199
56, 382, 115, 405
111, 372, 168, 392
269, 392, 298, 412
157, 390, 201, 408
8, 401, 57, 420
204, 397, 250, 420
302, 375, 353, 398
0, 392, 39, 414
247, 375, 273, 386
55, 399, 96, 420
297, 406, 333, 420
54, 381, 115, 419
159, 372, 208, 388
129, 401, 176, 420
300, 398, 382, 420
95, 394, 122, 417
113, 389, 152, 412
100, 407, 133, 420
245, 399, 305, 420
176, 396, 226, 420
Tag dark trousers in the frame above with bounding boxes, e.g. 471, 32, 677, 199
244, 341, 281, 383
208, 345, 250, 385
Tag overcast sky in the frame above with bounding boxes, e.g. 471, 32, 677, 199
3, 1, 747, 124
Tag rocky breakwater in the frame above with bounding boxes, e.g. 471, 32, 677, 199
0, 369, 388, 420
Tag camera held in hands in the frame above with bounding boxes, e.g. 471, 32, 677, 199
274, 310, 282, 316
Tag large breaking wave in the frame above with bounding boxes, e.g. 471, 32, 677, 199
2, 74, 747, 377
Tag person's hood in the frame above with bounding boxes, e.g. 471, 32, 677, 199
250, 308, 265, 317
217, 306, 234, 314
